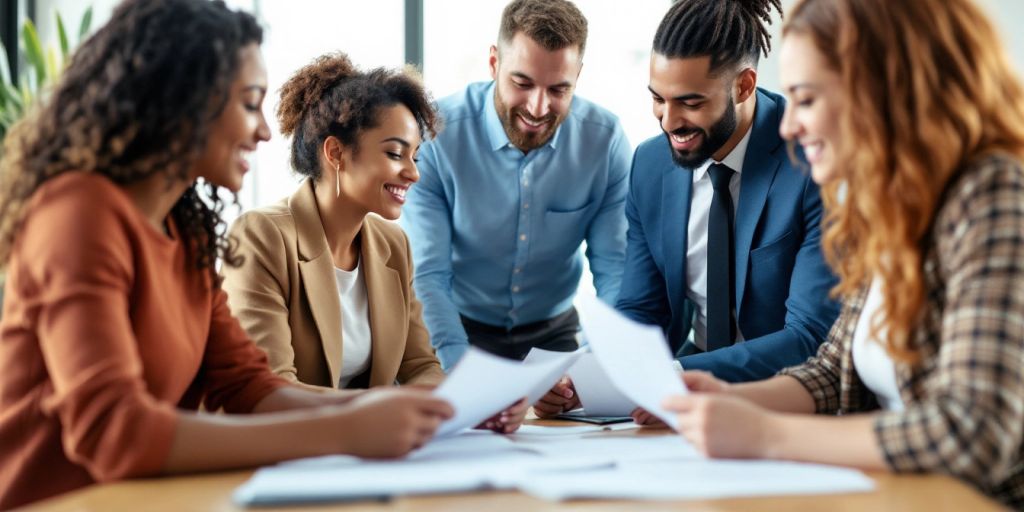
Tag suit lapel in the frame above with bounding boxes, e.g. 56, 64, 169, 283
361, 219, 403, 387
289, 179, 343, 387
734, 90, 784, 315
662, 157, 692, 330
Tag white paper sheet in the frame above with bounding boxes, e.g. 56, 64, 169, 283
576, 294, 687, 429
433, 347, 579, 437
524, 348, 637, 417
233, 431, 611, 506
511, 432, 700, 463
516, 459, 876, 501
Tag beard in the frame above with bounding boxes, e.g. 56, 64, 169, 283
494, 86, 564, 152
665, 95, 738, 168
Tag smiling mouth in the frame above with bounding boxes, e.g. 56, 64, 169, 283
384, 184, 408, 203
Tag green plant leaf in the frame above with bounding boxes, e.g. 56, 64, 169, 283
45, 46, 59, 83
20, 20, 46, 87
0, 83, 21, 110
78, 7, 94, 42
56, 12, 70, 59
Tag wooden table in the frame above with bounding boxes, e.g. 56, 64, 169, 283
22, 423, 1002, 512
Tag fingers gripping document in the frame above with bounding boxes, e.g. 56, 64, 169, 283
433, 347, 580, 437
576, 294, 687, 429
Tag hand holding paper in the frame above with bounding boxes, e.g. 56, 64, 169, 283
576, 294, 687, 429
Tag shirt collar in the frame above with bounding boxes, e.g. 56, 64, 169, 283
692, 121, 753, 183
483, 81, 563, 153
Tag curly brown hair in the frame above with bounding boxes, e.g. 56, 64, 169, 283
277, 52, 440, 179
0, 0, 262, 282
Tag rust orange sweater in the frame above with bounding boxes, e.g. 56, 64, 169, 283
0, 173, 288, 509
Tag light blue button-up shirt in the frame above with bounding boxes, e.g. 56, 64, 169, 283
401, 81, 631, 369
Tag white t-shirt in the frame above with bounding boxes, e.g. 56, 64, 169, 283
851, 278, 905, 411
334, 260, 372, 388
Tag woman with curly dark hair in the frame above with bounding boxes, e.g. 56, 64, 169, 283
0, 1, 451, 508
220, 52, 527, 433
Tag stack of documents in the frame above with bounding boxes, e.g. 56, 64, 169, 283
234, 299, 876, 506
234, 428, 875, 506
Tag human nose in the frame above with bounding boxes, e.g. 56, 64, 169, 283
404, 159, 420, 184
256, 111, 272, 142
525, 89, 549, 119
659, 102, 683, 134
779, 102, 798, 141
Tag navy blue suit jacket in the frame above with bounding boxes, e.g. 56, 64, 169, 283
616, 88, 839, 382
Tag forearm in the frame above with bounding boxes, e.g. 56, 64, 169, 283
728, 375, 816, 414
765, 412, 887, 470
163, 406, 348, 474
251, 386, 363, 413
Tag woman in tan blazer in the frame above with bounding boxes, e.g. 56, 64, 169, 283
221, 54, 446, 391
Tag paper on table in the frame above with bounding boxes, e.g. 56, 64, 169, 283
510, 432, 700, 463
576, 294, 687, 429
516, 458, 876, 501
433, 347, 579, 437
524, 348, 637, 417
233, 431, 614, 506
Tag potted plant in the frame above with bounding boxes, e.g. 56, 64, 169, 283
0, 7, 93, 317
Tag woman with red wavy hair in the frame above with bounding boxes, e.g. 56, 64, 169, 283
661, 0, 1024, 506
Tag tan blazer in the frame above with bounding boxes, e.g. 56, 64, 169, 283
221, 179, 444, 388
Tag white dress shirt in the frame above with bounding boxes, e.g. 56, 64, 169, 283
851, 278, 905, 411
334, 260, 372, 388
687, 125, 752, 350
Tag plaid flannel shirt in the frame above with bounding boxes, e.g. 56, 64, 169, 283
780, 153, 1024, 508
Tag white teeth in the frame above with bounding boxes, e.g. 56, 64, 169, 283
671, 132, 698, 143
803, 142, 824, 161
385, 184, 407, 199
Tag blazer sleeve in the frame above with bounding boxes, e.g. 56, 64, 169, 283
680, 174, 840, 381
220, 212, 300, 383
616, 146, 672, 329
872, 161, 1024, 490
396, 230, 445, 386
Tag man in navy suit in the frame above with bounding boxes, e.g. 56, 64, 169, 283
623, 0, 840, 381
536, 0, 840, 420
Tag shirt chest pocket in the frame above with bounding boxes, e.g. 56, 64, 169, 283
536, 201, 594, 260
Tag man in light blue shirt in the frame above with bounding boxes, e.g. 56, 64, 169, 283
402, 0, 631, 370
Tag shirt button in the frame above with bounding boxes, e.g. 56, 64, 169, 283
523, 181, 529, 187
523, 203, 529, 209
519, 234, 527, 241
513, 267, 521, 274
512, 286, 520, 293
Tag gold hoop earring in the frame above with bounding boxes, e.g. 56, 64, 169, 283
335, 164, 341, 198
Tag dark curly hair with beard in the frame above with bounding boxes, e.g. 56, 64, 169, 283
0, 0, 262, 283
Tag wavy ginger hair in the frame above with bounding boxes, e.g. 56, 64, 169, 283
784, 0, 1024, 362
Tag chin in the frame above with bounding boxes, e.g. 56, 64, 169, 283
809, 164, 835, 185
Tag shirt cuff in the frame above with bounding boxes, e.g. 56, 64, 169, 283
435, 340, 470, 372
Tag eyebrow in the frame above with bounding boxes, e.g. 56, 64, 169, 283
511, 72, 571, 89
785, 83, 816, 94
647, 86, 706, 102
379, 137, 412, 148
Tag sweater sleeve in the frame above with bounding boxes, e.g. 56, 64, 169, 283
199, 287, 289, 413
25, 185, 177, 482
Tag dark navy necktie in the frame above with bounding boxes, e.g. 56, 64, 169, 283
706, 163, 736, 351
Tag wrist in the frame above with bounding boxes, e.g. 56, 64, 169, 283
759, 411, 789, 460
